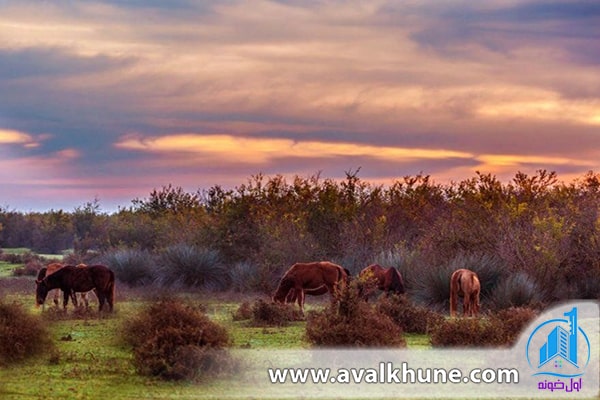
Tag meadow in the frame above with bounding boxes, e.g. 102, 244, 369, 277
1, 245, 594, 400
0, 256, 430, 400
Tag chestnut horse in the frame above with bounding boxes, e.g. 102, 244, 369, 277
449, 268, 480, 317
272, 261, 349, 314
36, 263, 91, 308
284, 268, 351, 303
358, 264, 405, 298
36, 264, 115, 312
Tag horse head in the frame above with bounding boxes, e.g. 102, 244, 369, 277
35, 278, 50, 306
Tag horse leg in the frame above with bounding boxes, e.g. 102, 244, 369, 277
62, 290, 70, 310
296, 288, 305, 316
81, 292, 89, 309
53, 289, 60, 307
98, 293, 105, 312
70, 291, 79, 308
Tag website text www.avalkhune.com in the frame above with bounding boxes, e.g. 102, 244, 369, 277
268, 362, 519, 385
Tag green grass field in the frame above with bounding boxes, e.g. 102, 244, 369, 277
0, 275, 431, 400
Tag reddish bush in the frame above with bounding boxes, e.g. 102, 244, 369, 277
376, 294, 444, 334
250, 299, 302, 326
0, 302, 55, 365
123, 299, 231, 381
306, 281, 406, 347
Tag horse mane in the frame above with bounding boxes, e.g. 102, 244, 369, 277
36, 267, 47, 282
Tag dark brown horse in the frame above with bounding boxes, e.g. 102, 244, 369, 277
450, 268, 480, 317
36, 263, 91, 308
358, 264, 405, 298
36, 264, 115, 312
272, 261, 349, 314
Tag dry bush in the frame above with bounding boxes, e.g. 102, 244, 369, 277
250, 299, 302, 326
12, 259, 43, 277
305, 281, 406, 347
123, 299, 231, 381
429, 307, 538, 347
376, 294, 444, 334
232, 301, 253, 321
429, 317, 502, 347
0, 302, 55, 366
490, 307, 538, 345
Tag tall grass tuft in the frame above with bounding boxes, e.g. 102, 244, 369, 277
159, 245, 230, 290
490, 272, 545, 310
229, 261, 262, 292
102, 248, 155, 286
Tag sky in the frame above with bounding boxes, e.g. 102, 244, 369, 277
1, 0, 599, 212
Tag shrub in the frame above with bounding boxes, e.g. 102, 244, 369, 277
305, 281, 406, 347
0, 302, 55, 365
491, 307, 538, 345
489, 272, 545, 310
12, 259, 43, 277
102, 248, 155, 286
159, 245, 229, 290
429, 317, 503, 347
376, 294, 444, 334
429, 307, 537, 347
250, 299, 301, 326
123, 299, 231, 381
232, 301, 253, 321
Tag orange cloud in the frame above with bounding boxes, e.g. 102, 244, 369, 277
0, 128, 39, 148
115, 134, 475, 164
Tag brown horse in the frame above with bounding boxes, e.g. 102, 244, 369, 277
272, 261, 348, 314
36, 264, 115, 312
36, 263, 91, 308
358, 264, 405, 299
449, 268, 480, 317
283, 268, 351, 303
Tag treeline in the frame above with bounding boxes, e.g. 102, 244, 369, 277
1, 170, 599, 302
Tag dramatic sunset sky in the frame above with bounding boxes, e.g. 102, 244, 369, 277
1, 1, 599, 212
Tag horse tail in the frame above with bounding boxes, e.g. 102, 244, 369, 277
449, 271, 459, 317
471, 273, 481, 315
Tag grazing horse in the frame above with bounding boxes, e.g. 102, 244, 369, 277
450, 268, 480, 317
284, 268, 351, 303
36, 264, 115, 312
358, 264, 405, 299
36, 263, 91, 308
272, 262, 349, 314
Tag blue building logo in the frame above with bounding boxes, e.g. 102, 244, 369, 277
526, 307, 591, 378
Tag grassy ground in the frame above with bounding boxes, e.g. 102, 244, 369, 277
0, 278, 431, 400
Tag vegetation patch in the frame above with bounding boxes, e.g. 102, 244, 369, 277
249, 299, 302, 327
376, 294, 444, 334
306, 281, 406, 347
429, 307, 538, 347
123, 298, 232, 381
0, 302, 55, 366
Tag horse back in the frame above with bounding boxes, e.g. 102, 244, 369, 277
86, 264, 115, 292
